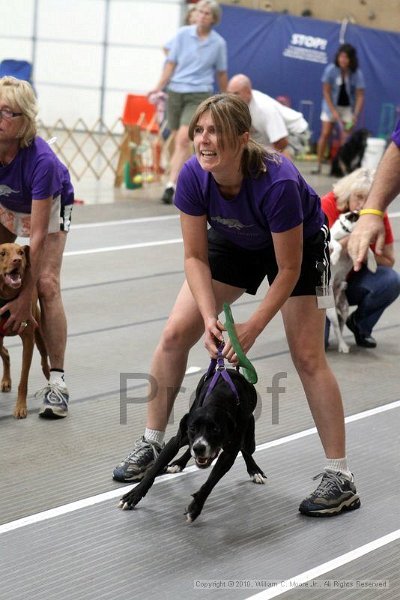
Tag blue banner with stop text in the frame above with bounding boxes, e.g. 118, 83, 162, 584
216, 6, 400, 142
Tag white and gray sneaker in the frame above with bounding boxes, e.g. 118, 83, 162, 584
112, 436, 164, 482
299, 470, 360, 517
37, 382, 69, 419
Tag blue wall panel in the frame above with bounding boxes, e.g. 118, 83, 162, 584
217, 6, 400, 141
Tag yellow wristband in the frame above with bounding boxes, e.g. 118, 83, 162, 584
359, 208, 385, 218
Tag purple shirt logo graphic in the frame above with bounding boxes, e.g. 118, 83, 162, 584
0, 185, 19, 197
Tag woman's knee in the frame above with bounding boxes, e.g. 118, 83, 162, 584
291, 346, 325, 378
159, 318, 201, 354
320, 131, 331, 145
37, 272, 61, 301
175, 127, 190, 149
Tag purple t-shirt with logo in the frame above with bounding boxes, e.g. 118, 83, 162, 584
391, 119, 400, 148
174, 154, 324, 250
0, 136, 74, 213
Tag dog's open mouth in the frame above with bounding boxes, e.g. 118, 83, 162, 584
4, 269, 22, 289
194, 448, 220, 469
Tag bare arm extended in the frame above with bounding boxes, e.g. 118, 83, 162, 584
348, 142, 400, 270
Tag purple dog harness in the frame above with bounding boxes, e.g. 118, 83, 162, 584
204, 345, 240, 404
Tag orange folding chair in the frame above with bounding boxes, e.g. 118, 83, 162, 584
122, 94, 158, 133
115, 95, 161, 188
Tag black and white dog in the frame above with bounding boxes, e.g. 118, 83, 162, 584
119, 360, 266, 523
327, 211, 377, 353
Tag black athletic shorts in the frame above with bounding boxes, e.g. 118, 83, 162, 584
208, 222, 330, 296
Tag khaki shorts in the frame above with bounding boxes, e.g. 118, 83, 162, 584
321, 106, 354, 124
167, 91, 210, 131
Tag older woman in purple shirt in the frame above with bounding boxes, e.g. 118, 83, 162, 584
0, 76, 73, 419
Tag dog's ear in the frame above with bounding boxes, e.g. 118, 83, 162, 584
180, 413, 189, 432
22, 245, 31, 267
179, 413, 192, 445
348, 212, 360, 222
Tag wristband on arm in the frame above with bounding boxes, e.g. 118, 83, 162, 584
359, 208, 385, 218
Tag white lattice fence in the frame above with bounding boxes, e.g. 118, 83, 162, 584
38, 118, 124, 182
38, 118, 164, 188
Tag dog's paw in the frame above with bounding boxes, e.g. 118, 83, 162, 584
166, 464, 182, 474
1, 379, 11, 392
13, 405, 27, 419
184, 495, 202, 523
119, 499, 135, 510
338, 342, 350, 353
251, 472, 267, 484
118, 492, 139, 510
185, 511, 194, 524
184, 508, 200, 524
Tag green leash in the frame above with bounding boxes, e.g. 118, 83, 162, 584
223, 303, 258, 384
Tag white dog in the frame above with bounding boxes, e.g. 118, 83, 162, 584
327, 211, 377, 353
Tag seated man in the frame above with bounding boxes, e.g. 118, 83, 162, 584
227, 74, 310, 158
227, 73, 310, 159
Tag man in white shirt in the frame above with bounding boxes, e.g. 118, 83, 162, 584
227, 74, 310, 158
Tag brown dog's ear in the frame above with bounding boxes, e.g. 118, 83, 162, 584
23, 245, 31, 267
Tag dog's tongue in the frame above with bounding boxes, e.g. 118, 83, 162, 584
5, 272, 22, 289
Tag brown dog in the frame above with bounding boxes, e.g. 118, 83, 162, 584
0, 243, 50, 418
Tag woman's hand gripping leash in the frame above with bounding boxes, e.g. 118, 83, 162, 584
204, 305, 258, 383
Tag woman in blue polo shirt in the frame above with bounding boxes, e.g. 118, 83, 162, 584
151, 0, 228, 205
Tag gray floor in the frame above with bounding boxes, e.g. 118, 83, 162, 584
1, 162, 399, 600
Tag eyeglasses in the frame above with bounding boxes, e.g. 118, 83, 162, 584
0, 108, 23, 120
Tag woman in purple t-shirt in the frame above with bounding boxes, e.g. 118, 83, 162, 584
0, 76, 73, 419
113, 94, 360, 518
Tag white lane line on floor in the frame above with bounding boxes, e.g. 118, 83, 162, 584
255, 399, 400, 453
0, 469, 194, 535
72, 211, 400, 230
64, 238, 182, 256
245, 529, 400, 599
64, 211, 400, 256
73, 215, 180, 229
0, 400, 399, 536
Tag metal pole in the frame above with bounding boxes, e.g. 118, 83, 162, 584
31, 0, 39, 89
99, 0, 111, 127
